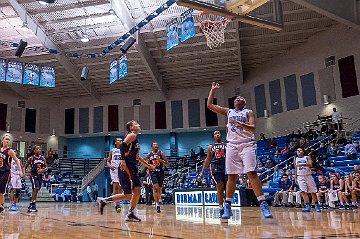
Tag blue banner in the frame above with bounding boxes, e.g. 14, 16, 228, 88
181, 9, 195, 43
166, 19, 179, 51
23, 63, 39, 86
6, 61, 22, 84
118, 56, 128, 79
40, 66, 55, 88
109, 59, 118, 84
0, 59, 6, 82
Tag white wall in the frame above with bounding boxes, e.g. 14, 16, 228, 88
238, 24, 360, 137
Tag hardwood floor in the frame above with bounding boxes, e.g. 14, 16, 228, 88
1, 203, 359, 238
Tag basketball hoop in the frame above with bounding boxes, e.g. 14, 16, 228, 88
197, 12, 231, 49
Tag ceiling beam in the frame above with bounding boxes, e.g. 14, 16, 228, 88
290, 0, 360, 30
112, 0, 168, 98
8, 0, 101, 101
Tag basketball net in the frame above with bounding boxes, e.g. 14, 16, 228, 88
197, 12, 231, 49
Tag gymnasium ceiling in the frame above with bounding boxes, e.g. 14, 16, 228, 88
0, 0, 357, 99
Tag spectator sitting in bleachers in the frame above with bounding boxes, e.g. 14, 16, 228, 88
259, 133, 266, 141
345, 141, 358, 160
281, 146, 289, 157
55, 188, 65, 202
288, 174, 301, 208
264, 156, 276, 172
269, 138, 277, 148
272, 165, 282, 182
274, 146, 282, 159
327, 142, 339, 157
287, 131, 297, 143
317, 143, 328, 159
304, 129, 317, 141
64, 188, 72, 202
256, 162, 267, 181
316, 175, 330, 209
297, 130, 303, 139
315, 132, 327, 142
273, 174, 292, 207
336, 137, 347, 146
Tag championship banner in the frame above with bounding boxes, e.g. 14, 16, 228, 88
180, 9, 195, 43
23, 63, 39, 86
40, 66, 56, 88
166, 18, 179, 51
118, 56, 128, 79
0, 59, 6, 82
6, 61, 22, 84
109, 59, 118, 84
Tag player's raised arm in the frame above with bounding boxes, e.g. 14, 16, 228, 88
207, 82, 229, 116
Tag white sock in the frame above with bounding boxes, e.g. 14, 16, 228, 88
257, 195, 265, 201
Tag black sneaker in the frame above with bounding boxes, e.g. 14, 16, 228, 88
115, 205, 121, 213
345, 205, 350, 210
28, 204, 38, 212
156, 205, 161, 213
0, 206, 4, 214
219, 209, 224, 218
97, 198, 106, 215
125, 212, 141, 222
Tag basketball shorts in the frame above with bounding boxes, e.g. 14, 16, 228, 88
30, 174, 42, 189
0, 171, 11, 194
118, 163, 141, 195
8, 174, 22, 189
110, 168, 119, 183
150, 171, 165, 187
297, 175, 317, 193
225, 142, 257, 174
211, 172, 227, 186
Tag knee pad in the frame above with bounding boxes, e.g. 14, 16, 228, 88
15, 189, 21, 199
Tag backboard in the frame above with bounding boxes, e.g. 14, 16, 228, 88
176, 0, 283, 31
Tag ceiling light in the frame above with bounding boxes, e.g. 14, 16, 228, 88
109, 9, 115, 15
80, 34, 89, 43
21, 22, 29, 31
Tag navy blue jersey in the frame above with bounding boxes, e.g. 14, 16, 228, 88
123, 139, 140, 164
0, 148, 11, 172
30, 155, 45, 176
317, 181, 330, 191
210, 143, 226, 173
148, 151, 164, 172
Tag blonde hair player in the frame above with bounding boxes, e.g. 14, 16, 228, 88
207, 82, 272, 219
0, 134, 23, 213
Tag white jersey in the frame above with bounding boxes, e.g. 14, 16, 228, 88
295, 156, 311, 176
227, 108, 255, 144
10, 159, 21, 176
111, 148, 122, 168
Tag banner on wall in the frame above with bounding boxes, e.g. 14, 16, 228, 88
166, 18, 179, 51
6, 61, 22, 84
0, 59, 6, 82
180, 9, 195, 43
40, 66, 55, 88
23, 63, 40, 86
118, 55, 128, 79
109, 59, 118, 84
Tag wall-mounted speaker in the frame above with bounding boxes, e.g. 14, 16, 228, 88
80, 66, 89, 81
120, 36, 136, 54
15, 39, 28, 57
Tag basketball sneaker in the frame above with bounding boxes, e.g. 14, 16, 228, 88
28, 203, 38, 212
0, 206, 4, 214
260, 201, 273, 218
125, 212, 141, 222
9, 204, 17, 211
221, 202, 232, 220
219, 208, 224, 218
156, 205, 161, 213
115, 205, 121, 213
315, 204, 321, 212
302, 204, 311, 212
97, 198, 106, 215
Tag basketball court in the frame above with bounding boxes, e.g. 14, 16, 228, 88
2, 202, 359, 238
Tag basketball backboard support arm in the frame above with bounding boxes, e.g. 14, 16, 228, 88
176, 0, 284, 31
